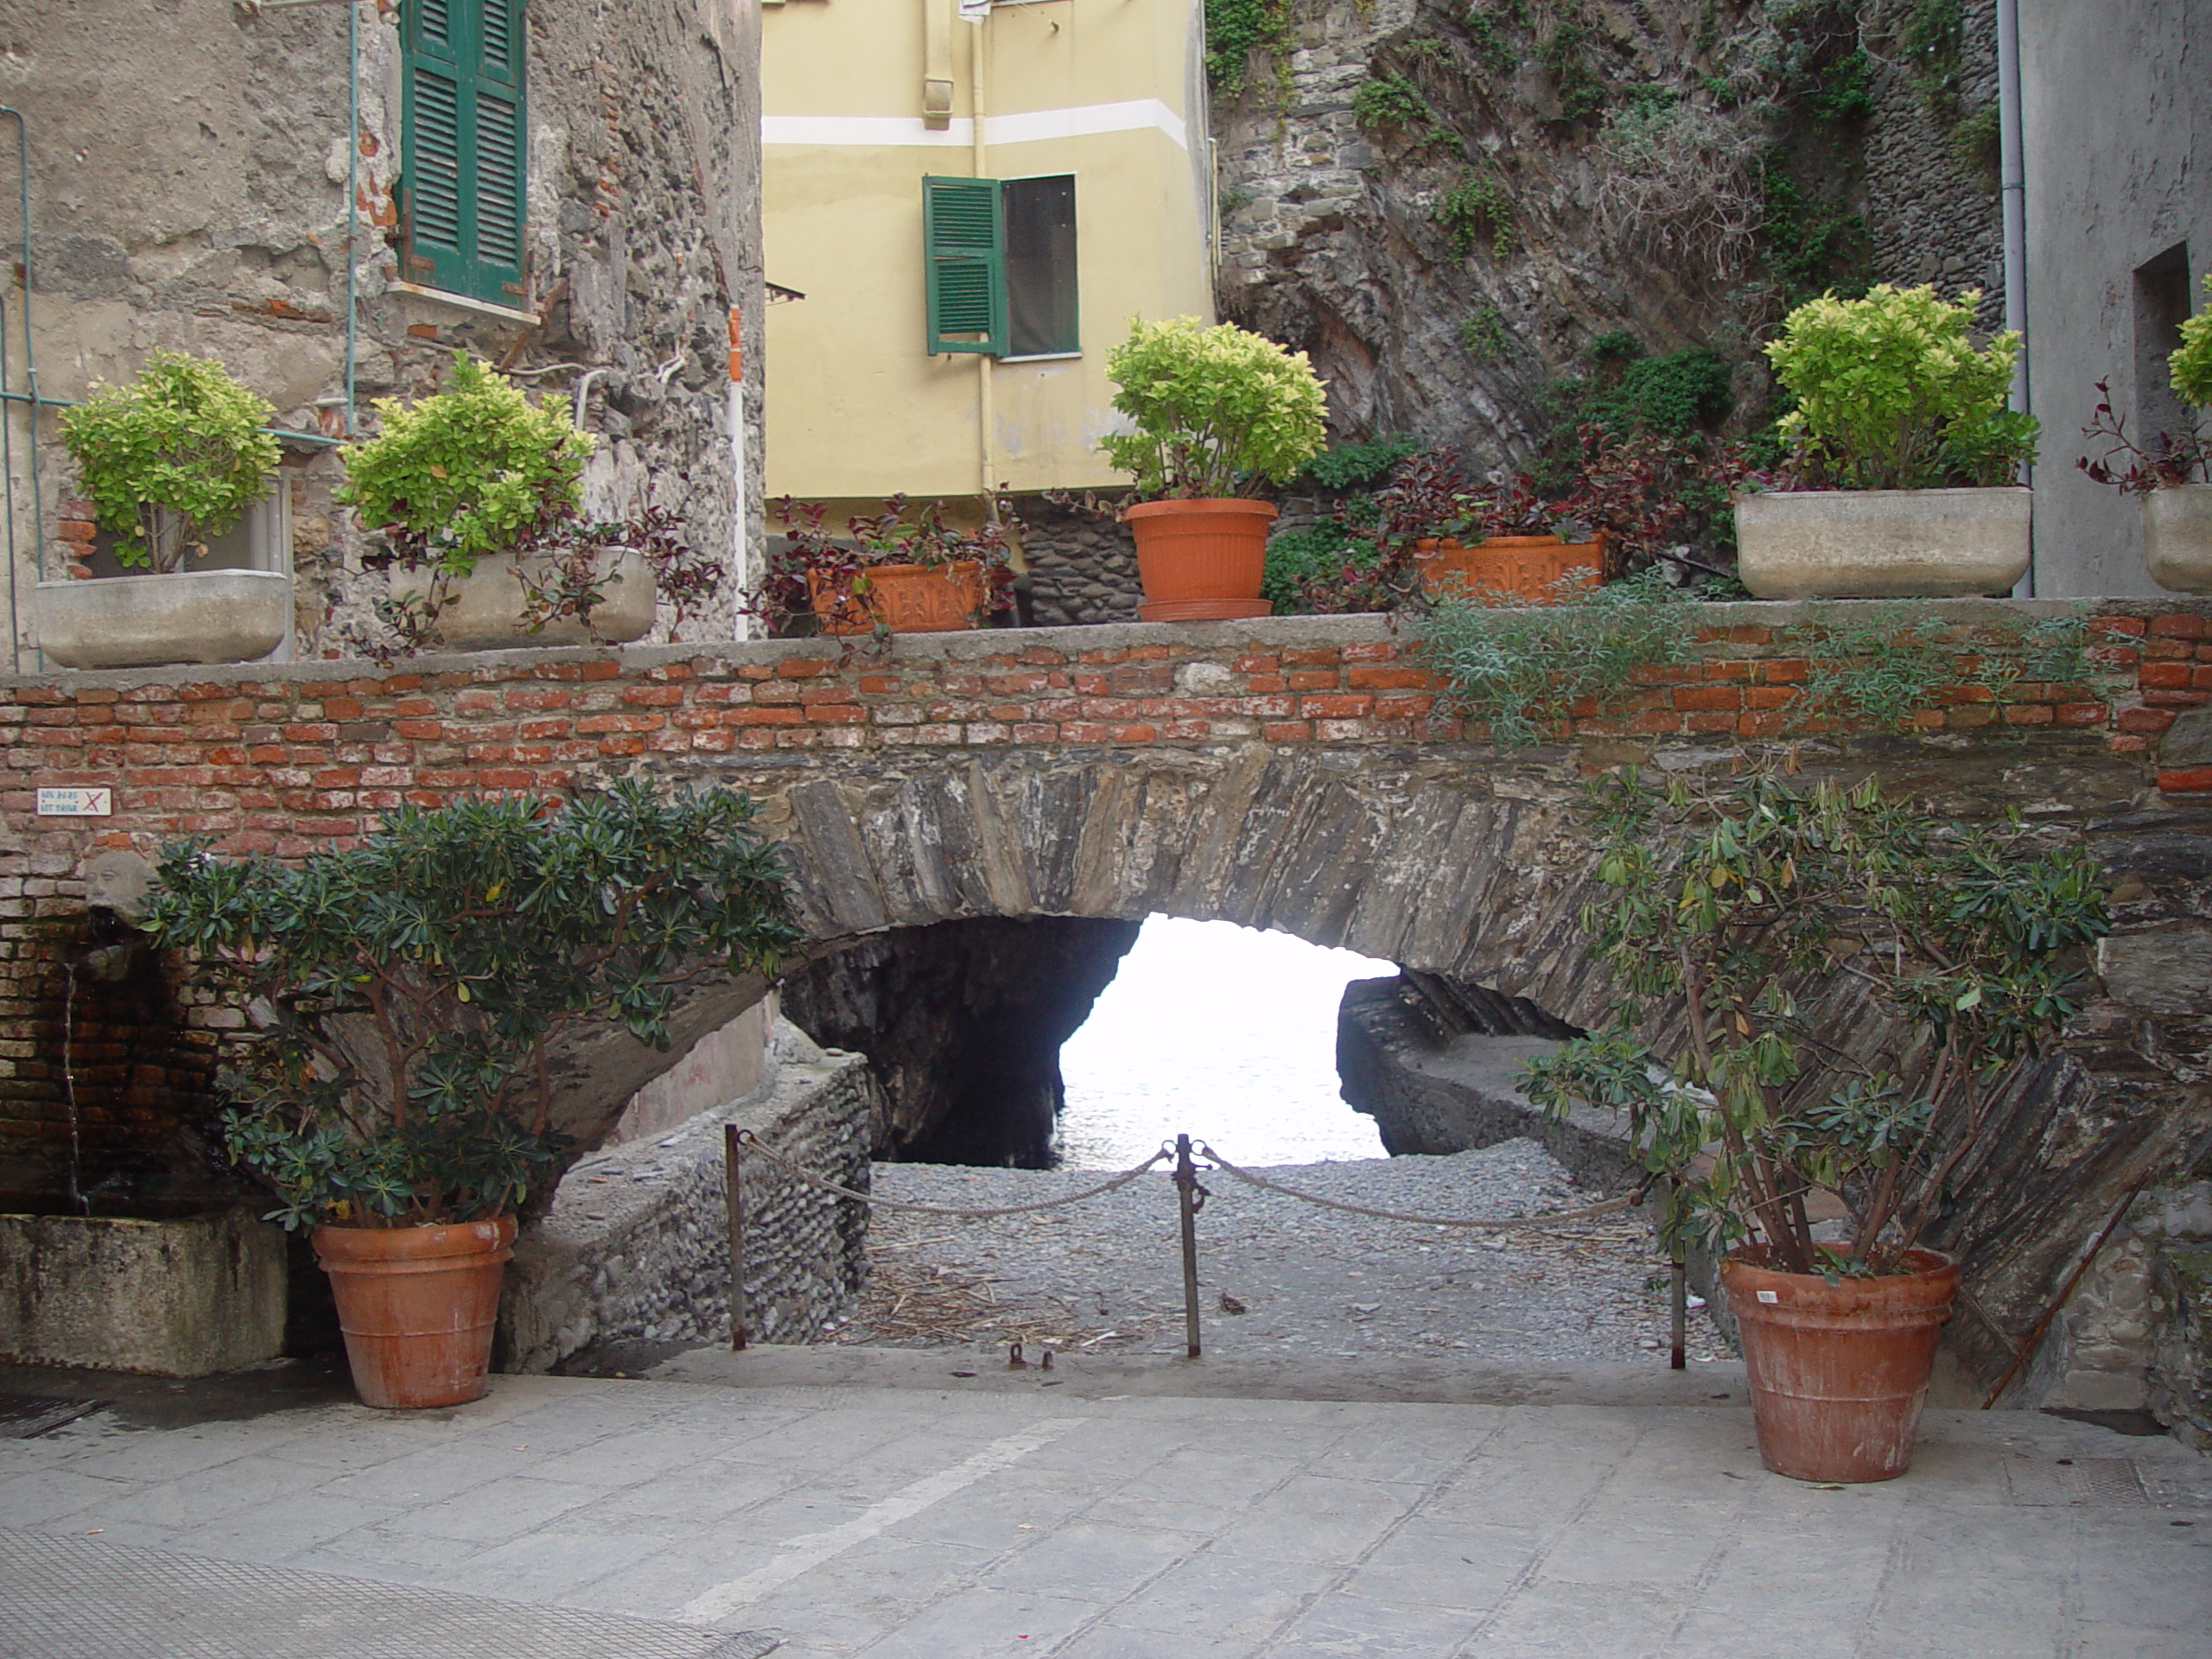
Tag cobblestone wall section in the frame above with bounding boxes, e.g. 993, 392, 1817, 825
1013, 499, 1143, 627
501, 1023, 876, 1370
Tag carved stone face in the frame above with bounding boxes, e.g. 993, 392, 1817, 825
79, 850, 155, 928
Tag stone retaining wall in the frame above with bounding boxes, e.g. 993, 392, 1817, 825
500, 1023, 876, 1372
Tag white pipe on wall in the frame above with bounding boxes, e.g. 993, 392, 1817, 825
1997, 0, 2032, 594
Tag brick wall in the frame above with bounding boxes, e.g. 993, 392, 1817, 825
3, 600, 2207, 1193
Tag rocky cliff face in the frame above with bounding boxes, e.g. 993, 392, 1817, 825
778, 917, 1142, 1167
1212, 0, 2005, 462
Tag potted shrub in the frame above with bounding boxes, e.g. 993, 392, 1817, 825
1524, 771, 2107, 1482
340, 353, 685, 652
143, 783, 801, 1408
1738, 284, 2039, 599
761, 495, 1014, 636
1099, 317, 1326, 620
2078, 275, 2212, 592
39, 350, 288, 669
1363, 448, 1599, 607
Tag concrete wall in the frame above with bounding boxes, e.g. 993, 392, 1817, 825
760, 0, 1214, 504
0, 0, 763, 659
2023, 0, 2212, 597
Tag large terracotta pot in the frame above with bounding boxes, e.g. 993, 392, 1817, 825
1415, 534, 1603, 605
314, 1216, 516, 1408
1122, 498, 1276, 621
1733, 486, 2031, 599
1721, 1246, 1958, 1483
2143, 482, 2212, 594
809, 560, 985, 635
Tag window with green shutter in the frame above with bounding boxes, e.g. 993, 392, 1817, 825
925, 175, 1006, 356
402, 0, 528, 307
924, 175, 1079, 359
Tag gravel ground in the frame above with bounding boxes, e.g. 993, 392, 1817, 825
822, 1140, 1724, 1366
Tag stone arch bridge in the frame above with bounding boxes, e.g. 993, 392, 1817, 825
2, 604, 2209, 1402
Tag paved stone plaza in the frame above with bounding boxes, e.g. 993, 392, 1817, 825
0, 1351, 2206, 1657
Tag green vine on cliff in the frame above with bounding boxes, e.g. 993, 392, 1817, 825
1205, 0, 1294, 96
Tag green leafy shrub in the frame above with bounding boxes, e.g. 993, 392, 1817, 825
1524, 771, 2107, 1273
1560, 346, 1733, 442
1353, 72, 1435, 135
1299, 435, 1421, 491
339, 353, 592, 577
1758, 163, 1872, 303
1764, 284, 2037, 489
1538, 16, 1607, 120
1783, 605, 2109, 729
1099, 317, 1326, 499
1414, 570, 1694, 747
58, 351, 281, 572
1813, 48, 1874, 124
1898, 0, 1964, 119
1457, 307, 1509, 360
1948, 104, 2002, 187
1435, 169, 1516, 259
2171, 274, 2212, 409
1263, 520, 1373, 613
1464, 5, 1518, 73
147, 783, 801, 1230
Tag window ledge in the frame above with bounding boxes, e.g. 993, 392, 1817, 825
389, 282, 543, 328
1000, 351, 1082, 364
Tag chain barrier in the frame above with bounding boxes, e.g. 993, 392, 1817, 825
1193, 1141, 1642, 1231
724, 1125, 1657, 1358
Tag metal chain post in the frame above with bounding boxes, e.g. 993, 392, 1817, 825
725, 1122, 747, 1352
1173, 1133, 1207, 1359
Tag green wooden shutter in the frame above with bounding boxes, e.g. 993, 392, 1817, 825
925, 175, 1005, 356
403, 0, 528, 306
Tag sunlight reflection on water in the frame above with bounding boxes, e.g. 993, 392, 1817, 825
1054, 916, 1397, 1170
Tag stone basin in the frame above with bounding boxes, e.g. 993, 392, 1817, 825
0, 1200, 286, 1376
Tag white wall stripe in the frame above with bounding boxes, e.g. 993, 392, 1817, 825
763, 99, 1186, 151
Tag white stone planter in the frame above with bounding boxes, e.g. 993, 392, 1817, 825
33, 569, 289, 670
2143, 482, 2212, 594
1733, 486, 2032, 600
0, 1204, 286, 1376
396, 548, 657, 652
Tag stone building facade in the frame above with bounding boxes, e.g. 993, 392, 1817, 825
0, 0, 765, 663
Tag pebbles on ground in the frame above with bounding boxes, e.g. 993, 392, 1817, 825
822, 1139, 1719, 1366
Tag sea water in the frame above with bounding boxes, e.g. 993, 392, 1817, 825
1054, 916, 1395, 1170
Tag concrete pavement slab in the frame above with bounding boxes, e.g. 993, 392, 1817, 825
0, 1354, 2203, 1657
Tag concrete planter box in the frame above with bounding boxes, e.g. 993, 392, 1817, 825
0, 1202, 286, 1376
2144, 483, 2212, 594
1734, 486, 2032, 600
398, 549, 656, 652
32, 569, 289, 669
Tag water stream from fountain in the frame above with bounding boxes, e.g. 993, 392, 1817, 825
60, 961, 86, 1215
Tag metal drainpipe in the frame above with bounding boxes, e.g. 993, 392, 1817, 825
973, 8, 996, 517
0, 105, 38, 672
1997, 0, 2031, 594
346, 0, 359, 435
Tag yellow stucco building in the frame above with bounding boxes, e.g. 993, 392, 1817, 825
760, 0, 1217, 514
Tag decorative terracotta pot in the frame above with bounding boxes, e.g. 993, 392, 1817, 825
808, 560, 985, 634
1721, 1246, 1958, 1484
2143, 482, 2212, 594
1122, 498, 1276, 621
313, 1216, 516, 1409
1414, 534, 1603, 605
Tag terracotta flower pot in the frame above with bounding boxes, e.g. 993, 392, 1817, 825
1415, 534, 1603, 605
1122, 498, 1276, 621
808, 560, 986, 634
314, 1216, 516, 1409
1721, 1246, 1958, 1483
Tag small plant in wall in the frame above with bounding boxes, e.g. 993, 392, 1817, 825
1736, 284, 2040, 599
2079, 274, 2212, 593
144, 782, 802, 1408
58, 350, 281, 572
1101, 316, 1325, 621
1524, 768, 2107, 1480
